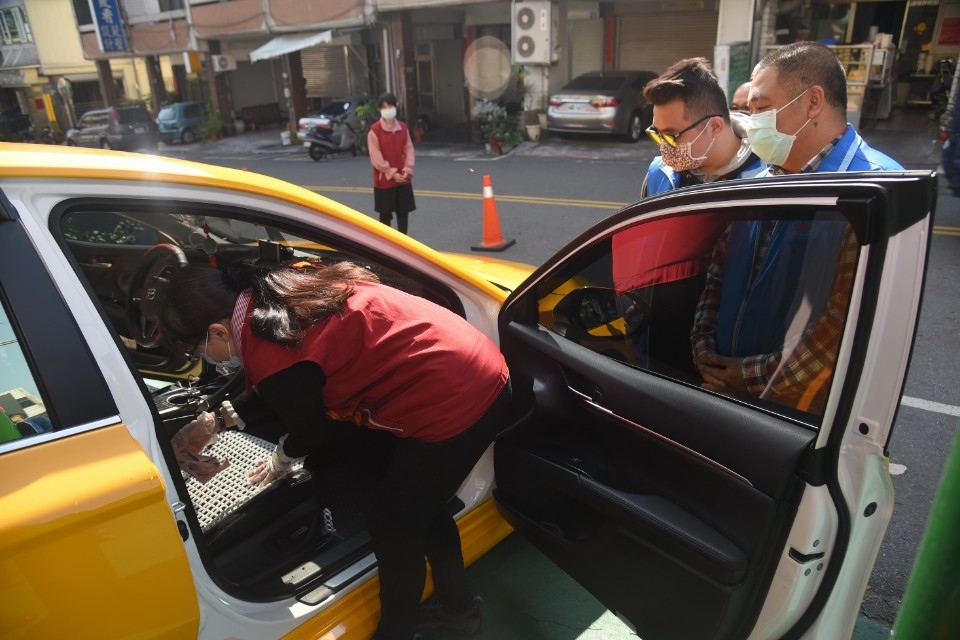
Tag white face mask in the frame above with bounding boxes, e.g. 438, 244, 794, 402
201, 333, 243, 375
745, 88, 811, 166
380, 107, 397, 120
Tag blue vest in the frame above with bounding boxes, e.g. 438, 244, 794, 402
716, 125, 902, 356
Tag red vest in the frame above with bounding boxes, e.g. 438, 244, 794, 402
240, 282, 508, 442
370, 119, 411, 190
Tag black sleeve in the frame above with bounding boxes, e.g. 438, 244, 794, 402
254, 361, 333, 458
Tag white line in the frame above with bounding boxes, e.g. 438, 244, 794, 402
901, 396, 960, 418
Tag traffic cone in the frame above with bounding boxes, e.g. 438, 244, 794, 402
471, 174, 515, 252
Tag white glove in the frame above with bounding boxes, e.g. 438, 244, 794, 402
246, 434, 301, 489
220, 400, 245, 430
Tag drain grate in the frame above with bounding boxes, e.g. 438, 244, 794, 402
184, 430, 303, 531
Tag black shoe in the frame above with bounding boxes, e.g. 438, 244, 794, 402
414, 595, 482, 636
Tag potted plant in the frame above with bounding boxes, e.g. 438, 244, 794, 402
472, 100, 508, 153
201, 104, 225, 141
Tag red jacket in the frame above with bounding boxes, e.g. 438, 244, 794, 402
240, 281, 508, 442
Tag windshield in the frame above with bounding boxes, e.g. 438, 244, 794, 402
562, 76, 626, 92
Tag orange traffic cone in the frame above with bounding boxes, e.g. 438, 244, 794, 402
471, 174, 516, 252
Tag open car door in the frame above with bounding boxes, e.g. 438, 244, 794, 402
493, 171, 935, 640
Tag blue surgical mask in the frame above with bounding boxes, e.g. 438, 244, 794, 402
201, 333, 242, 375
745, 88, 812, 166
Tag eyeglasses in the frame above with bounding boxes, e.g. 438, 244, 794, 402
645, 114, 721, 148
185, 335, 206, 363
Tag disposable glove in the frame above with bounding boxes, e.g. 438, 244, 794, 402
219, 400, 246, 430
246, 434, 302, 489
171, 411, 230, 483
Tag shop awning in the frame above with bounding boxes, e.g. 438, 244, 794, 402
249, 31, 334, 62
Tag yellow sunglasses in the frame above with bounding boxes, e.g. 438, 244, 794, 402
645, 114, 721, 148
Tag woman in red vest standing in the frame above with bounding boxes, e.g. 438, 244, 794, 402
368, 92, 416, 234
160, 261, 511, 640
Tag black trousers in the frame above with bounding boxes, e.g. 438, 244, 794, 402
366, 380, 512, 640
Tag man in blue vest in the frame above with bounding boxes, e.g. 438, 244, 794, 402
691, 42, 902, 412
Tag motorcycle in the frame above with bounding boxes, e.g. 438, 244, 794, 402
303, 113, 358, 161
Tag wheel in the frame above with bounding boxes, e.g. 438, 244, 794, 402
100, 139, 112, 150
309, 144, 325, 161
66, 139, 76, 146
181, 128, 197, 144
126, 243, 188, 349
624, 112, 643, 143
350, 144, 357, 157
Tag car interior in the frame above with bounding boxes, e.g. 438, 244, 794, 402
51, 201, 472, 602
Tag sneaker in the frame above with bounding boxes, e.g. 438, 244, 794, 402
414, 595, 482, 636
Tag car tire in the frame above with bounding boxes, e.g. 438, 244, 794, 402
309, 144, 325, 161
100, 139, 111, 150
66, 139, 76, 146
181, 129, 197, 144
624, 112, 643, 143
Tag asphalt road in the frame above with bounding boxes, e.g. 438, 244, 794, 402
161, 137, 960, 630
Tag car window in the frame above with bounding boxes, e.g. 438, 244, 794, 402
117, 107, 149, 124
184, 104, 203, 118
62, 211, 160, 245
158, 107, 176, 120
562, 76, 625, 92
534, 208, 858, 425
0, 300, 52, 443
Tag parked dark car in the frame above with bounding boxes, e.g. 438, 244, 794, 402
546, 70, 657, 142
157, 101, 206, 144
66, 105, 158, 151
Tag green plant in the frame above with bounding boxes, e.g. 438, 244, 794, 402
472, 100, 508, 143
201, 104, 224, 140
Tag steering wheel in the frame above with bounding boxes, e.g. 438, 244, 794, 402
127, 243, 188, 349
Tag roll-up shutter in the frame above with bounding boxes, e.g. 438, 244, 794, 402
301, 45, 349, 99
570, 19, 604, 77
617, 8, 718, 74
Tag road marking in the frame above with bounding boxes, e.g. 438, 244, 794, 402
304, 186, 627, 210
933, 225, 960, 237
901, 395, 960, 417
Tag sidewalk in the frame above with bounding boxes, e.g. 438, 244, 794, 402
159, 117, 944, 170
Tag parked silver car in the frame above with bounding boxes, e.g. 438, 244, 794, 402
66, 104, 158, 151
547, 70, 657, 142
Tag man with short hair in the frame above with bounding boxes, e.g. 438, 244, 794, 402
614, 59, 765, 375
730, 81, 750, 112
691, 42, 902, 410
642, 58, 765, 195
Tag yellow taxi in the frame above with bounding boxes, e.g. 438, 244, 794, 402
0, 143, 936, 640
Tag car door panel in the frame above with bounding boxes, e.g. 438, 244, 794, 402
0, 206, 199, 636
494, 173, 935, 640
494, 325, 810, 639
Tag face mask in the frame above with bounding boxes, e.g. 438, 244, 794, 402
745, 88, 811, 166
659, 123, 715, 172
380, 107, 397, 120
201, 333, 243, 375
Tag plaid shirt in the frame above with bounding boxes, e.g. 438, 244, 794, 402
691, 136, 856, 403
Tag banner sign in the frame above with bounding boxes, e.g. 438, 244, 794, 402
89, 0, 128, 53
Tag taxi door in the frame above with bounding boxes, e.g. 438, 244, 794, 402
0, 196, 199, 636
494, 171, 934, 639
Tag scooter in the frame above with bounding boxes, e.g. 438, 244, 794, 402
303, 113, 357, 161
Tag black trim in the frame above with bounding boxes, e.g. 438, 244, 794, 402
0, 205, 117, 430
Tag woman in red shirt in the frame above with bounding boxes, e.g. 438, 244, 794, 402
160, 261, 510, 640
368, 92, 416, 234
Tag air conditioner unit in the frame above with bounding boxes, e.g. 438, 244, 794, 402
512, 1, 553, 65
211, 54, 237, 73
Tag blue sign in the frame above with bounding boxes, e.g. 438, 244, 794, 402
90, 0, 128, 53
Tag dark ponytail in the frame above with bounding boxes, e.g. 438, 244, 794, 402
160, 260, 379, 351
250, 261, 379, 345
